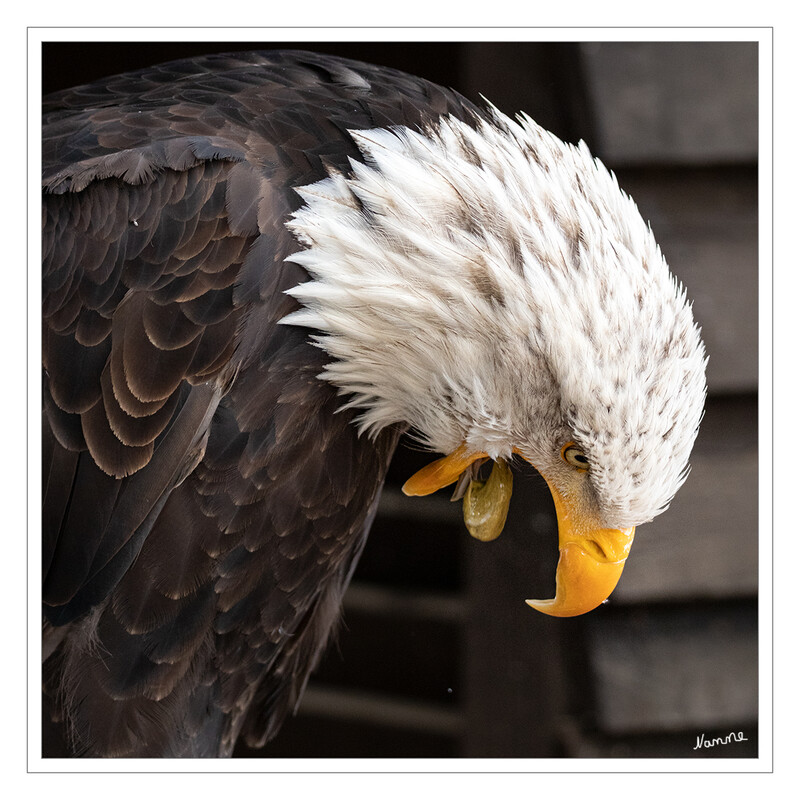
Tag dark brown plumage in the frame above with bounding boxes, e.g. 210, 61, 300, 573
42, 50, 481, 757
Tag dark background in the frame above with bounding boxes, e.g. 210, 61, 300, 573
41, 40, 760, 759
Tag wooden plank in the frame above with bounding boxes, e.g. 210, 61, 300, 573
246, 689, 460, 758
358, 482, 463, 593
579, 42, 758, 165
377, 485, 461, 525
585, 603, 758, 733
297, 685, 464, 736
460, 42, 594, 144
344, 581, 466, 623
462, 470, 569, 757
617, 168, 758, 394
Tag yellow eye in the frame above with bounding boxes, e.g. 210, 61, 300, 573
561, 442, 589, 470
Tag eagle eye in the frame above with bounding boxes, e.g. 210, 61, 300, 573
561, 442, 589, 470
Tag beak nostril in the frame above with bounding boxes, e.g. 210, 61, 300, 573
582, 540, 608, 561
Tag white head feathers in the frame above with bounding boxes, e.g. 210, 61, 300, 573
281, 108, 707, 529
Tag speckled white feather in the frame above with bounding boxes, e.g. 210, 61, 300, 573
281, 108, 707, 529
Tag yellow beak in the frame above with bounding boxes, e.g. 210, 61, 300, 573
525, 478, 635, 617
401, 443, 487, 496
402, 444, 635, 618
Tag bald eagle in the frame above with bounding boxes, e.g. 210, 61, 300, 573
41, 50, 706, 757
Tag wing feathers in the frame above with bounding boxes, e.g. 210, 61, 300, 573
43, 48, 479, 756
81, 394, 155, 477
119, 297, 201, 403
74, 308, 113, 347
44, 329, 109, 414
101, 366, 181, 447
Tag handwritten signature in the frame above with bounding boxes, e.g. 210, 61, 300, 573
694, 731, 749, 750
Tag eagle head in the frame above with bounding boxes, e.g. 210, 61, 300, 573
281, 108, 707, 617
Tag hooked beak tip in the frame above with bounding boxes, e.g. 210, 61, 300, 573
525, 539, 632, 618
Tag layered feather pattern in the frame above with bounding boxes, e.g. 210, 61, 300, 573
42, 50, 474, 757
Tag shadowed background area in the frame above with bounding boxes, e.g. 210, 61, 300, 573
42, 39, 759, 758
